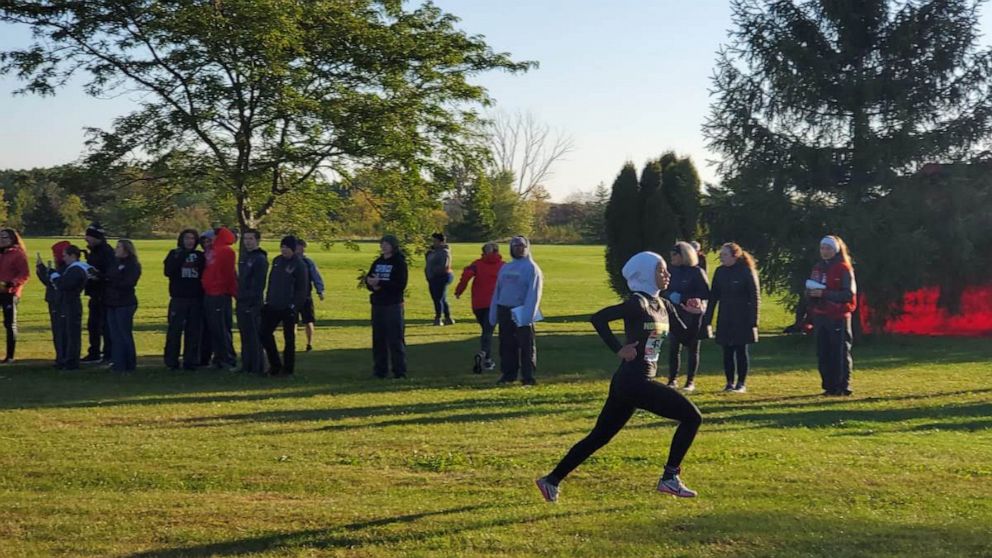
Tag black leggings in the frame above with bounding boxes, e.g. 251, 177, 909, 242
0, 294, 17, 360
549, 372, 702, 483
668, 338, 701, 383
722, 344, 750, 385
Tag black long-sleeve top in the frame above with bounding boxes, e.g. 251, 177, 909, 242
366, 253, 408, 306
104, 257, 142, 308
590, 292, 685, 379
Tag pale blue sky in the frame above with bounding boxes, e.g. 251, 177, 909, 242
2, 1, 992, 200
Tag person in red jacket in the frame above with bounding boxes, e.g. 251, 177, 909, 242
806, 235, 857, 396
201, 226, 239, 370
0, 228, 29, 363
454, 241, 504, 373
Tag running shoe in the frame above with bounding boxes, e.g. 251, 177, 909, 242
723, 383, 735, 392
683, 382, 696, 393
535, 476, 559, 503
444, 317, 456, 326
657, 475, 697, 498
733, 383, 747, 393
483, 359, 496, 371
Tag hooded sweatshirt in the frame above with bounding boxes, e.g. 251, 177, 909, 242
202, 227, 238, 297
366, 250, 408, 306
424, 244, 452, 279
164, 229, 206, 299
104, 255, 142, 308
84, 240, 116, 298
488, 237, 543, 326
454, 251, 504, 310
0, 243, 30, 298
590, 251, 684, 379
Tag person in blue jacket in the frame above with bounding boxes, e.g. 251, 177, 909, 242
294, 239, 325, 352
489, 236, 543, 386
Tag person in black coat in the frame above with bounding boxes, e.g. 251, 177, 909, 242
237, 229, 269, 375
53, 245, 89, 370
365, 234, 409, 379
163, 229, 206, 370
664, 241, 710, 391
702, 242, 760, 393
36, 241, 71, 368
105, 239, 142, 372
260, 236, 306, 376
82, 223, 116, 363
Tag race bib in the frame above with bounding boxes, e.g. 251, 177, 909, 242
643, 322, 668, 363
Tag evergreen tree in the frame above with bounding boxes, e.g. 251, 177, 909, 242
660, 154, 702, 241
604, 163, 641, 296
491, 171, 532, 239
640, 160, 679, 257
456, 173, 496, 241
23, 188, 66, 235
704, 0, 992, 318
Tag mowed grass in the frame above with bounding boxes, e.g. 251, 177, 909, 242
1, 240, 990, 558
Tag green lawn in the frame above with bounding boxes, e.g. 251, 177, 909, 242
1, 240, 990, 557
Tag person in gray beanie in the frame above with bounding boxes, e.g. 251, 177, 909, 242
365, 234, 408, 378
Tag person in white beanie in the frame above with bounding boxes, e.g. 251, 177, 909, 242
535, 251, 702, 504
806, 235, 857, 396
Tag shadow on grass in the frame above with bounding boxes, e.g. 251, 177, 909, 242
1, 333, 990, 412
126, 504, 634, 558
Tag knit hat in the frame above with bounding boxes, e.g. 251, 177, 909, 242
85, 223, 106, 241
510, 235, 530, 259
51, 240, 71, 262
280, 235, 298, 252
200, 229, 216, 241
820, 236, 839, 251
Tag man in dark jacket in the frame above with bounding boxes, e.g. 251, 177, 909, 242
366, 234, 409, 379
237, 229, 268, 374
82, 223, 115, 363
36, 241, 72, 368
260, 236, 308, 376
164, 229, 206, 370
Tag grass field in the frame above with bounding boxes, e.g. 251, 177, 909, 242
1, 240, 990, 557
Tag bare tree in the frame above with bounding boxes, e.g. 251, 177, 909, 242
485, 110, 574, 198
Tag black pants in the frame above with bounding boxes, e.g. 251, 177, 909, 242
427, 274, 452, 320
204, 295, 236, 367
668, 337, 701, 383
549, 372, 702, 483
371, 303, 406, 378
199, 313, 213, 366
60, 298, 83, 369
164, 297, 202, 369
260, 306, 297, 374
473, 307, 495, 360
237, 302, 265, 374
497, 305, 536, 382
86, 295, 111, 360
47, 302, 64, 365
815, 316, 853, 393
0, 293, 18, 360
722, 344, 750, 385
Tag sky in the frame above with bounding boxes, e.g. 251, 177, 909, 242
2, 1, 992, 200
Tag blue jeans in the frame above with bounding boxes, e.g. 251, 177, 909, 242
427, 273, 453, 320
107, 305, 137, 371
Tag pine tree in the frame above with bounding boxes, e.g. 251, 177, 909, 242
704, 0, 992, 317
604, 163, 641, 296
640, 160, 678, 257
456, 174, 496, 241
23, 188, 67, 235
660, 154, 702, 241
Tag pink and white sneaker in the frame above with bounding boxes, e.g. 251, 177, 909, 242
657, 475, 697, 498
535, 476, 559, 503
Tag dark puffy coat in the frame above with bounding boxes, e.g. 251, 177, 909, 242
664, 264, 710, 342
703, 261, 760, 346
104, 256, 142, 308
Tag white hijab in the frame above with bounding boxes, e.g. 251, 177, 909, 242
622, 251, 664, 297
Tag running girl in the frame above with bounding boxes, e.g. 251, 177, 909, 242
535, 251, 702, 503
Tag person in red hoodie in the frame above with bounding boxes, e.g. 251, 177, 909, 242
454, 241, 504, 373
0, 228, 29, 363
201, 226, 239, 370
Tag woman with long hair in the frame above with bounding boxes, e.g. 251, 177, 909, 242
806, 235, 857, 396
702, 242, 760, 393
105, 239, 142, 372
0, 228, 29, 363
535, 252, 702, 503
